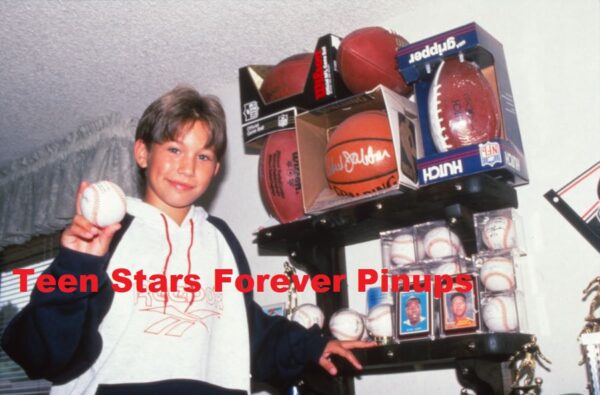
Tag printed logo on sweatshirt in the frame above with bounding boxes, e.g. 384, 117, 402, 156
135, 286, 223, 337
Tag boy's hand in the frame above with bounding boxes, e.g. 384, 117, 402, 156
60, 181, 122, 256
319, 340, 377, 375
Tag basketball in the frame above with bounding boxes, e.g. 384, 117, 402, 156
260, 53, 313, 103
258, 129, 304, 223
325, 110, 398, 197
337, 26, 412, 96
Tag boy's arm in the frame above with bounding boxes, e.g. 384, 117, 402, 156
1, 246, 114, 383
1, 182, 130, 384
249, 301, 328, 386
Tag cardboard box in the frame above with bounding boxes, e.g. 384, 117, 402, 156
396, 22, 528, 186
295, 85, 419, 215
239, 34, 352, 147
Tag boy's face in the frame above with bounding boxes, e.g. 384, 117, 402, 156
134, 120, 220, 222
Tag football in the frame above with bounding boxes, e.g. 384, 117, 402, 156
258, 129, 304, 223
428, 57, 501, 153
325, 110, 398, 197
260, 53, 313, 103
338, 26, 412, 96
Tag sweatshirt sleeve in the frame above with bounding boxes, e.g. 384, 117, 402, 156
1, 246, 115, 384
205, 216, 329, 387
249, 301, 328, 386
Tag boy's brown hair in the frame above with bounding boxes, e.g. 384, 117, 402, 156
135, 86, 227, 161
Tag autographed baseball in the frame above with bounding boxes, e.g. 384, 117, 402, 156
329, 309, 365, 341
390, 234, 425, 265
80, 181, 127, 227
482, 216, 515, 250
423, 226, 464, 259
482, 295, 518, 332
292, 303, 325, 329
480, 256, 515, 292
366, 303, 393, 338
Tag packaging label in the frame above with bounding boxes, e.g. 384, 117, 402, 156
408, 36, 466, 64
422, 159, 464, 183
313, 46, 333, 100
243, 101, 259, 122
479, 141, 502, 167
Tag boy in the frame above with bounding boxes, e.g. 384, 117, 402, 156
2, 86, 372, 394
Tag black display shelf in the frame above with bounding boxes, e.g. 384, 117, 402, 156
343, 333, 531, 373
253, 174, 523, 395
256, 174, 518, 255
297, 333, 532, 395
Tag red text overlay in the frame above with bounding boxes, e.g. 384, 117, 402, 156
12, 268, 473, 298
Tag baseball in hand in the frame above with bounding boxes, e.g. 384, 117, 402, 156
80, 181, 127, 227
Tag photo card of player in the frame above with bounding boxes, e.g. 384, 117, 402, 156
395, 288, 433, 341
441, 275, 480, 336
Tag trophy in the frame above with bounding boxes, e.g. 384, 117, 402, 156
284, 261, 298, 319
580, 277, 600, 394
508, 335, 551, 395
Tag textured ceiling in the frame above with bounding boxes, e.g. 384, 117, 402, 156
0, 0, 415, 168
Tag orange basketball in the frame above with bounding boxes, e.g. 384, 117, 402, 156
325, 110, 398, 197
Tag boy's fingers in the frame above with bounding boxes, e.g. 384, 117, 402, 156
342, 340, 377, 349
319, 356, 338, 376
69, 223, 95, 240
73, 215, 98, 234
99, 223, 121, 244
340, 349, 362, 370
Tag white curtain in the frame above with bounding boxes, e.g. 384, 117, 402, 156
0, 113, 141, 249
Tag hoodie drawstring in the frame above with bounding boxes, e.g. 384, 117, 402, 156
160, 214, 173, 314
185, 218, 195, 312
160, 214, 196, 314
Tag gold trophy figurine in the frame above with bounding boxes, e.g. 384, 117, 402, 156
579, 277, 600, 394
579, 277, 600, 341
508, 336, 551, 395
584, 276, 600, 323
284, 261, 298, 320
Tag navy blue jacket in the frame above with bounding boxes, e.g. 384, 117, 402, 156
1, 215, 328, 394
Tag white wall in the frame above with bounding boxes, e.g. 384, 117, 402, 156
209, 0, 600, 393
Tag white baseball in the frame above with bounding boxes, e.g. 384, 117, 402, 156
432, 260, 461, 275
366, 303, 393, 338
482, 216, 515, 250
480, 256, 515, 292
390, 234, 425, 265
423, 226, 465, 259
482, 295, 518, 332
80, 181, 127, 227
292, 303, 325, 329
329, 309, 364, 341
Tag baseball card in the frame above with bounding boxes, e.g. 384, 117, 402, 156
395, 289, 433, 341
440, 276, 480, 336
